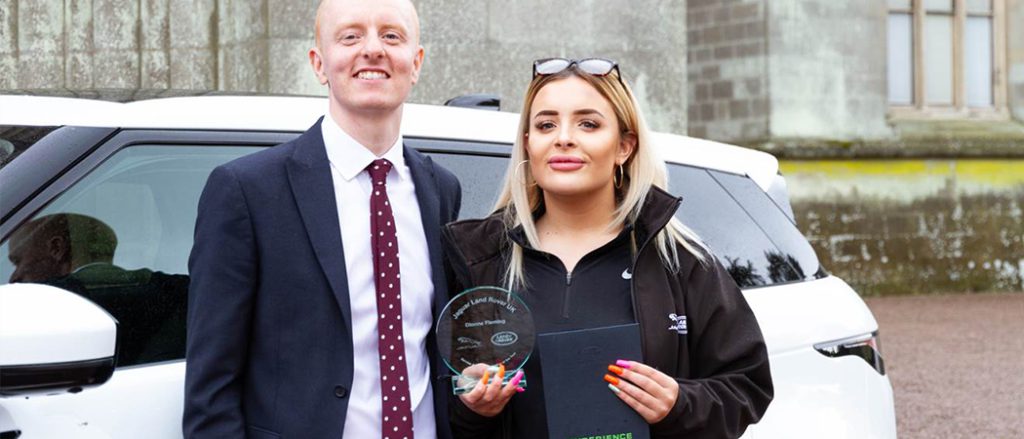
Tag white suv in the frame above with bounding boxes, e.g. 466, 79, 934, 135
0, 95, 897, 438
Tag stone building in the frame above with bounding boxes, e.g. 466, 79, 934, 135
688, 0, 1024, 151
685, 0, 1024, 295
1, 0, 1022, 295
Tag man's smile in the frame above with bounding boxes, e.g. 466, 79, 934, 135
355, 69, 390, 80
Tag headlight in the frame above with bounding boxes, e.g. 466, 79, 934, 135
813, 331, 885, 375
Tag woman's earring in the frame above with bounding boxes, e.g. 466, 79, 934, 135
515, 159, 537, 188
614, 164, 625, 189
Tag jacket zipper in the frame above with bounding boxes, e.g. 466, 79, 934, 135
562, 271, 572, 319
628, 245, 645, 356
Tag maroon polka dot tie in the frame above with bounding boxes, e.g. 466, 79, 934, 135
367, 159, 414, 439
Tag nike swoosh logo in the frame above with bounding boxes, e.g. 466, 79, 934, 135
621, 269, 632, 280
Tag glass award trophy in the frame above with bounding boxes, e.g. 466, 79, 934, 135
436, 286, 535, 395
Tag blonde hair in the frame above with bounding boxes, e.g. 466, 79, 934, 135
494, 65, 708, 289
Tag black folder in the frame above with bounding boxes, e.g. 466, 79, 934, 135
536, 323, 650, 439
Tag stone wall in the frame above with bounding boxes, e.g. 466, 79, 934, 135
0, 1, 13, 87
685, 0, 768, 142
783, 159, 1024, 296
414, 0, 688, 133
765, 0, 891, 141
0, 0, 322, 93
0, 0, 690, 133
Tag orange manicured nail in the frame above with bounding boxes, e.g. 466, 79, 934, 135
608, 365, 624, 376
603, 374, 620, 386
498, 363, 506, 381
480, 370, 490, 386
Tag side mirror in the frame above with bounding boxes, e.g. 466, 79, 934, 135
0, 283, 117, 396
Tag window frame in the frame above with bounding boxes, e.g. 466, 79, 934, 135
665, 163, 826, 288
0, 129, 296, 241
886, 0, 1009, 120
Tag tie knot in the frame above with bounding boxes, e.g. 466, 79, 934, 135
367, 159, 393, 185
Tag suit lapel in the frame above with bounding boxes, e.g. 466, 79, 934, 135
404, 147, 447, 314
286, 118, 353, 329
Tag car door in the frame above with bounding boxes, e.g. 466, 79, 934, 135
0, 129, 292, 439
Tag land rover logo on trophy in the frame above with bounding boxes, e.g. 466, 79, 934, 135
491, 331, 518, 346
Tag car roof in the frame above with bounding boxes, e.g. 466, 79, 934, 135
0, 94, 778, 190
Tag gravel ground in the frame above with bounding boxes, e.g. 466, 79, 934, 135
864, 293, 1024, 438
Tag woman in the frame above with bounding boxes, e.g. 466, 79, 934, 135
443, 58, 773, 438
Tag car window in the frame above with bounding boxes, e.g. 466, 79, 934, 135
424, 152, 510, 220
0, 145, 261, 367
667, 164, 822, 287
0, 125, 60, 170
708, 170, 820, 279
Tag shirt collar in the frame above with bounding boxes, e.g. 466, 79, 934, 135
321, 113, 406, 182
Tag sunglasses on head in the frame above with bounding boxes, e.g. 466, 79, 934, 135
532, 58, 622, 83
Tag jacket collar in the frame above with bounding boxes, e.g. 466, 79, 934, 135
632, 186, 683, 251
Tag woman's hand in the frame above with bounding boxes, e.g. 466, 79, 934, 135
458, 363, 525, 418
605, 360, 679, 424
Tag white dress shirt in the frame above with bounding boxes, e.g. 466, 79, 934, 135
321, 115, 437, 439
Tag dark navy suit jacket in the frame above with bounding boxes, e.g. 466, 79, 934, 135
183, 119, 461, 439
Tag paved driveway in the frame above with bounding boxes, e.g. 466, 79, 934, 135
864, 293, 1024, 438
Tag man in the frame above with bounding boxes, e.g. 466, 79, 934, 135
7, 213, 117, 284
183, 0, 460, 437
9, 213, 188, 366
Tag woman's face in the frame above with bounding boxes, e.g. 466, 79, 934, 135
525, 76, 634, 199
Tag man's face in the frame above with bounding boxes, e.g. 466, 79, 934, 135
310, 0, 424, 116
7, 230, 69, 283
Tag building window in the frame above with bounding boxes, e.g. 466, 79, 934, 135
886, 0, 1007, 117
964, 0, 994, 107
